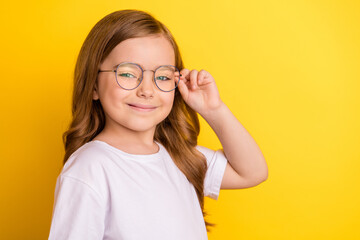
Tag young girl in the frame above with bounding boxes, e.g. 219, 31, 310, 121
49, 9, 268, 240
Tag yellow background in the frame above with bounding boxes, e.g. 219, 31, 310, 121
0, 0, 359, 239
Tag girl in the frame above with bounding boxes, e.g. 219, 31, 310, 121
49, 9, 268, 240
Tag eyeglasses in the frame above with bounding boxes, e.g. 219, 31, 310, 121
98, 62, 181, 92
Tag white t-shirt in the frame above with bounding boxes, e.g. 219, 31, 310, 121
48, 140, 227, 240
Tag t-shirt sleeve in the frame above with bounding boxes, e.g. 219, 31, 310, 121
48, 175, 105, 240
196, 145, 228, 200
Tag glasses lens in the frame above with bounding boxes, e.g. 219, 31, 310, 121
154, 66, 180, 91
116, 63, 142, 90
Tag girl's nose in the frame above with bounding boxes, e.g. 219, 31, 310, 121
136, 70, 155, 98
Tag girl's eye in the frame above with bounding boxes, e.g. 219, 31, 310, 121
156, 76, 171, 81
119, 72, 136, 78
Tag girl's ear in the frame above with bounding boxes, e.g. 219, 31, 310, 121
93, 84, 99, 100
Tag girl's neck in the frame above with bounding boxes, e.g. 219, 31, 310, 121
92, 125, 159, 155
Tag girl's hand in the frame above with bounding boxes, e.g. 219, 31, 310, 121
177, 68, 224, 117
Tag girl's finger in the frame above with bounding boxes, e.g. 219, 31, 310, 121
197, 69, 207, 85
177, 78, 189, 100
180, 68, 190, 84
174, 71, 181, 85
189, 69, 198, 90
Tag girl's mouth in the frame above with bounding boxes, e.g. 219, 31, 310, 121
128, 103, 157, 112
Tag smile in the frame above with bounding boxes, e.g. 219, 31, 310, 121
127, 103, 157, 112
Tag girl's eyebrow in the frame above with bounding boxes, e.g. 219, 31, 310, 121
112, 62, 172, 69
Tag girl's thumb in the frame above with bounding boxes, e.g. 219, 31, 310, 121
177, 79, 188, 99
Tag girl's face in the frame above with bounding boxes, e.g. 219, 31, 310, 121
93, 35, 176, 136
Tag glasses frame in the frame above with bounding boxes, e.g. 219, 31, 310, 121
98, 62, 181, 92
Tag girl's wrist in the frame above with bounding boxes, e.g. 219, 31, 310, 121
199, 100, 227, 123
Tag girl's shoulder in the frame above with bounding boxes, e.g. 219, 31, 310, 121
60, 141, 111, 180
195, 145, 214, 156
195, 145, 218, 159
195, 145, 226, 167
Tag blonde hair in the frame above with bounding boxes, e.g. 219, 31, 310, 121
62, 9, 216, 232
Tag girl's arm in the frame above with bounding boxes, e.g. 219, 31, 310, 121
178, 69, 268, 189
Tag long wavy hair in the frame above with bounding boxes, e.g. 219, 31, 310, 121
62, 9, 216, 232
